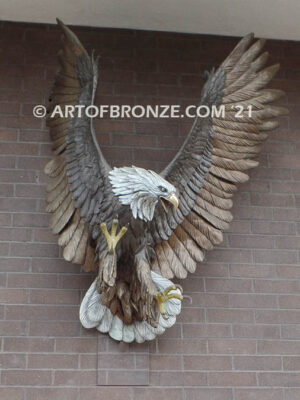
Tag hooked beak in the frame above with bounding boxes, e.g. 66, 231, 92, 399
160, 192, 179, 212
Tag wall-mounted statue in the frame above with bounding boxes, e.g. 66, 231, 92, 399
44, 19, 287, 343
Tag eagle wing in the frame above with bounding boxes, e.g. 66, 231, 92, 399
45, 19, 113, 271
150, 34, 288, 279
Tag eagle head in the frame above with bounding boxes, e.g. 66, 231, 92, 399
109, 166, 179, 222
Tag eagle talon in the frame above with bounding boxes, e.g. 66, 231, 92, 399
155, 285, 183, 316
100, 219, 127, 254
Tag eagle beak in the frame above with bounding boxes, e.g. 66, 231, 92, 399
160, 192, 179, 212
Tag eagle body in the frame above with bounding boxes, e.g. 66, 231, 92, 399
44, 19, 288, 342
96, 208, 158, 326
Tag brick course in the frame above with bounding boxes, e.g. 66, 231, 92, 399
0, 20, 300, 399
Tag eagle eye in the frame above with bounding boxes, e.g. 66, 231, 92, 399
159, 186, 167, 193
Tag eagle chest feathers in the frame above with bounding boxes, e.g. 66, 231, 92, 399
44, 19, 288, 343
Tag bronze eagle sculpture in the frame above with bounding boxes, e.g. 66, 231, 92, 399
44, 19, 287, 342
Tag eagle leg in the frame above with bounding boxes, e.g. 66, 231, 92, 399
100, 218, 127, 254
154, 284, 183, 316
97, 219, 127, 289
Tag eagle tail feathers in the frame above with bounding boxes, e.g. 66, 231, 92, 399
79, 271, 182, 343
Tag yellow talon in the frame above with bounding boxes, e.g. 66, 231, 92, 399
155, 284, 183, 316
100, 218, 127, 254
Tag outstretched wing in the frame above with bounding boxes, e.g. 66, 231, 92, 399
45, 19, 113, 271
150, 34, 288, 279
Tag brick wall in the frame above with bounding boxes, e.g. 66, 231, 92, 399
0, 20, 300, 400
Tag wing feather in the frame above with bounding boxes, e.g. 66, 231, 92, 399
151, 34, 287, 280
45, 19, 113, 271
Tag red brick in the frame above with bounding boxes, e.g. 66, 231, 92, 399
181, 277, 204, 293
12, 213, 48, 228
0, 288, 29, 303
98, 353, 136, 369
0, 142, 39, 155
183, 355, 232, 371
0, 388, 24, 400
0, 155, 16, 168
30, 289, 79, 305
252, 221, 296, 235
206, 309, 254, 324
134, 147, 175, 163
0, 320, 27, 336
256, 310, 300, 324
54, 370, 94, 386
183, 324, 231, 338
208, 339, 256, 355
183, 371, 208, 386
80, 388, 132, 400
259, 372, 300, 387
0, 242, 9, 256
26, 388, 78, 400
55, 337, 97, 353
235, 389, 283, 400
258, 340, 300, 355
254, 279, 300, 293
19, 129, 49, 142
0, 227, 32, 241
281, 325, 300, 339
0, 353, 27, 369
269, 154, 300, 168
232, 324, 280, 339
276, 236, 300, 249
273, 207, 300, 221
279, 295, 300, 309
285, 389, 300, 400
18, 156, 50, 170
228, 234, 274, 249
234, 356, 282, 371
278, 265, 300, 279
31, 258, 79, 273
29, 321, 80, 337
4, 337, 54, 352
227, 220, 251, 234
177, 308, 205, 323
0, 169, 38, 183
150, 354, 182, 371
185, 388, 233, 400
28, 353, 78, 369
234, 206, 273, 220
283, 356, 300, 371
136, 121, 179, 136
205, 278, 252, 293
79, 354, 97, 369
6, 305, 79, 321
32, 228, 56, 243
208, 371, 256, 386
150, 371, 184, 386
206, 248, 253, 263
7, 273, 58, 289
194, 264, 229, 277
153, 339, 207, 355
10, 243, 58, 258
112, 133, 157, 148
2, 370, 52, 386
253, 250, 298, 265
57, 274, 94, 290
0, 128, 18, 141
229, 293, 277, 309
0, 212, 12, 226
16, 183, 45, 198
230, 264, 276, 278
